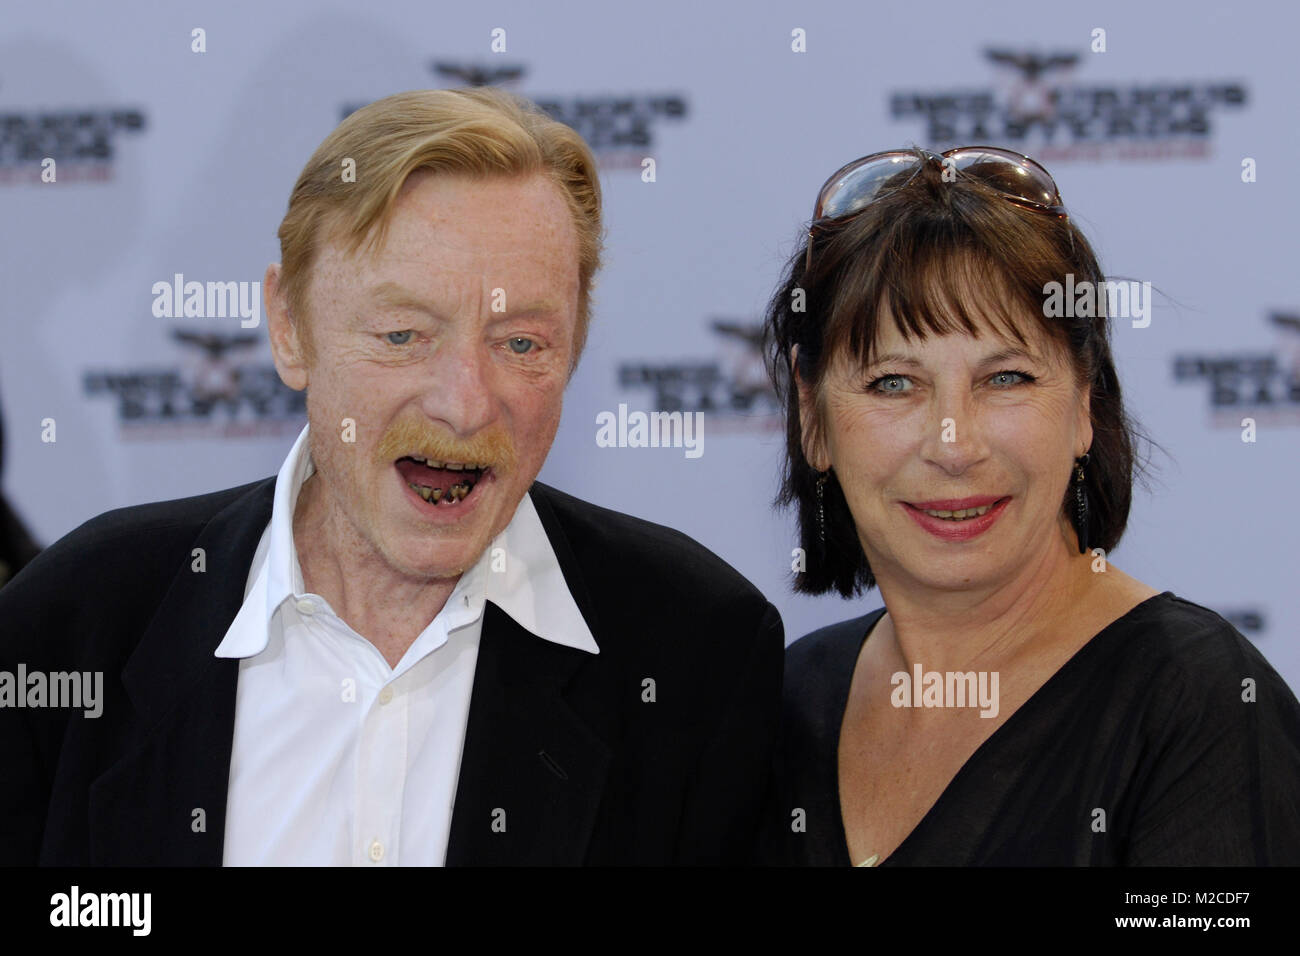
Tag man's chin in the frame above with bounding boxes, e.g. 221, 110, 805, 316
383, 529, 493, 580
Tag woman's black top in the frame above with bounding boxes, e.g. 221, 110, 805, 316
760, 592, 1300, 865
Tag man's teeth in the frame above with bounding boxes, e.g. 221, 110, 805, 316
401, 455, 488, 506
408, 481, 472, 504
409, 456, 488, 470
923, 504, 993, 520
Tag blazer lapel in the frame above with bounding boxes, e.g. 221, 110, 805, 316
445, 605, 611, 866
445, 484, 612, 865
87, 478, 276, 865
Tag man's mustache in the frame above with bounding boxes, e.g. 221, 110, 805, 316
375, 417, 518, 472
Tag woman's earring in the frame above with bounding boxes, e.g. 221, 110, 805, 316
816, 470, 828, 546
1072, 453, 1090, 555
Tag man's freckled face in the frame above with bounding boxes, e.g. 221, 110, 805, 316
295, 171, 581, 582
807, 308, 1092, 592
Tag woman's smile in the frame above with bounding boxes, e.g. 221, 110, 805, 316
900, 495, 1012, 541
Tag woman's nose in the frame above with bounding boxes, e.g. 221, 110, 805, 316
919, 390, 990, 476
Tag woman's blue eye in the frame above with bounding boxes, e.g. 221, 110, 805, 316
386, 330, 414, 346
990, 370, 1034, 386
870, 374, 911, 393
507, 337, 534, 354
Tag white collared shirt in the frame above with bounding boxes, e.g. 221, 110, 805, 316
214, 425, 598, 866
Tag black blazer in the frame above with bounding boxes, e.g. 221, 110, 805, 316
0, 478, 783, 865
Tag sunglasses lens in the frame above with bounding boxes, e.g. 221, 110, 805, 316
947, 148, 1063, 210
806, 147, 1066, 274
816, 154, 922, 221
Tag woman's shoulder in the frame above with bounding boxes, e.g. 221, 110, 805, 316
780, 608, 887, 728
1095, 591, 1300, 864
785, 607, 887, 680
1096, 590, 1300, 728
1107, 591, 1277, 679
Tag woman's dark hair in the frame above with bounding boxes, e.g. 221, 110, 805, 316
765, 148, 1145, 597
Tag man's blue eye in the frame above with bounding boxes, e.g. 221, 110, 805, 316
386, 330, 414, 346
507, 337, 534, 354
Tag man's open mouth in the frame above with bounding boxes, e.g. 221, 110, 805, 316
394, 455, 491, 506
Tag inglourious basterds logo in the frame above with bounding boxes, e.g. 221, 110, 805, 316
890, 48, 1247, 162
341, 61, 688, 171
82, 329, 305, 440
1172, 313, 1300, 427
0, 105, 146, 184
616, 318, 781, 434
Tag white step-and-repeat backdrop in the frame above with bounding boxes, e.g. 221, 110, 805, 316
2, 1, 1296, 688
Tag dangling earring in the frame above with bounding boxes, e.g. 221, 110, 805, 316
815, 470, 828, 547
1072, 453, 1090, 555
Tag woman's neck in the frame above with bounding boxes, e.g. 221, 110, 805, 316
870, 522, 1103, 675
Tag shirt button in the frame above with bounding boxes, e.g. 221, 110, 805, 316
295, 599, 315, 615
378, 686, 393, 706
368, 840, 384, 862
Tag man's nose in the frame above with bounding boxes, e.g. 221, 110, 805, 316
918, 388, 990, 477
418, 332, 496, 436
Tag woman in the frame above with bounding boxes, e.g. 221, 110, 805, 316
761, 146, 1300, 865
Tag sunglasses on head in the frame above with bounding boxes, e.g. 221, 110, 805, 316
804, 146, 1070, 274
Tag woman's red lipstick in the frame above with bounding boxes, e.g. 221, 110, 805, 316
902, 495, 1010, 541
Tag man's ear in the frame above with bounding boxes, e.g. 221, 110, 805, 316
792, 345, 830, 472
265, 262, 309, 391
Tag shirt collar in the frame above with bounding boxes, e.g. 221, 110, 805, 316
214, 424, 599, 658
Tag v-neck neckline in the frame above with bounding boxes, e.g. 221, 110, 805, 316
830, 591, 1175, 866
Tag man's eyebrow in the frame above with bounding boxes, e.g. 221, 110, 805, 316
366, 280, 563, 317
366, 281, 430, 311
488, 302, 566, 320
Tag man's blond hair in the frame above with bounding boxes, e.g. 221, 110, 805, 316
276, 87, 603, 361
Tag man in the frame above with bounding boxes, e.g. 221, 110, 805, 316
0, 89, 782, 865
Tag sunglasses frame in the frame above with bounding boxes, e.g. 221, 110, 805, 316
803, 145, 1070, 275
